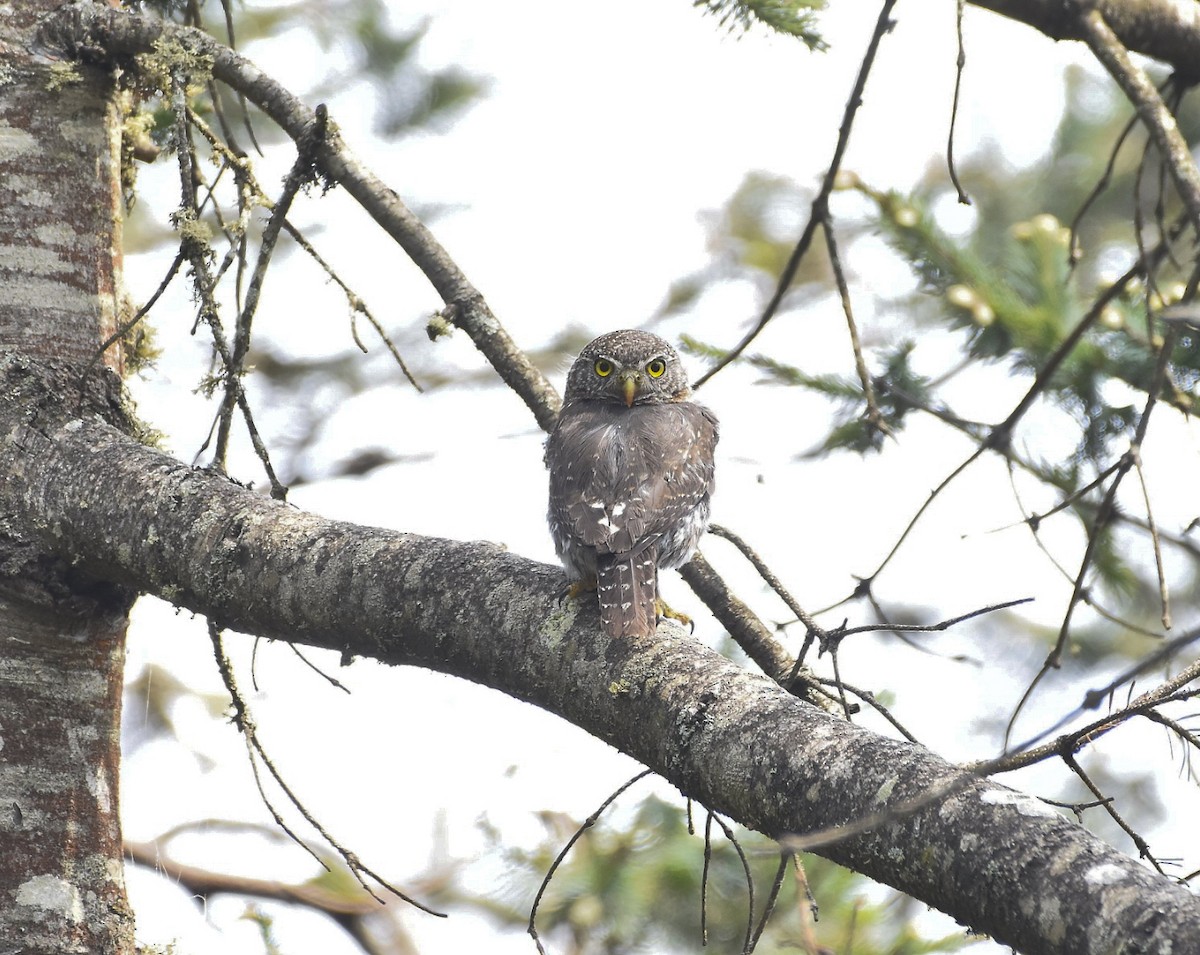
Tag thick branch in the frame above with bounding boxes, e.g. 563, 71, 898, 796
970, 0, 1200, 77
4, 355, 1200, 955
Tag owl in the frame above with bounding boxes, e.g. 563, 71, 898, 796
545, 329, 719, 637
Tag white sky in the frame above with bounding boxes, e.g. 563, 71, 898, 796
118, 2, 1200, 953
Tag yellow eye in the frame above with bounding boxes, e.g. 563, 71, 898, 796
594, 358, 613, 377
646, 358, 667, 378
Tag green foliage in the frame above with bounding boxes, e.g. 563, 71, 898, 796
456, 795, 970, 954
693, 0, 828, 50
661, 173, 830, 323
334, 8, 487, 137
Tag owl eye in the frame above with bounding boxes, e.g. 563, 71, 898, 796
594, 358, 614, 377
646, 358, 667, 378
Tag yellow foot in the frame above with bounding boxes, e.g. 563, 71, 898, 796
656, 598, 694, 633
558, 578, 597, 606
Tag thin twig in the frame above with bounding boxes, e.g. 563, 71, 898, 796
83, 251, 184, 380
987, 641, 1200, 773
208, 622, 444, 915
701, 811, 713, 947
1006, 327, 1178, 746
187, 106, 422, 392
707, 525, 829, 643
823, 222, 890, 437
708, 812, 755, 955
747, 853, 789, 954
946, 0, 971, 205
858, 446, 986, 588
169, 75, 285, 496
1068, 106, 1141, 267
1062, 750, 1165, 874
213, 104, 327, 484
693, 0, 900, 389
1132, 447, 1171, 629
527, 769, 654, 954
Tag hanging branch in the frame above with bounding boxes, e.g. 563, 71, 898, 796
947, 0, 972, 205
527, 770, 654, 955
208, 621, 444, 917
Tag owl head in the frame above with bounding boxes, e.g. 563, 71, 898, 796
564, 329, 691, 407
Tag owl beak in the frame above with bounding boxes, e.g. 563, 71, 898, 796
621, 374, 638, 407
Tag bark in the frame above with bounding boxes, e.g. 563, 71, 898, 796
0, 1, 135, 952
3, 354, 1200, 955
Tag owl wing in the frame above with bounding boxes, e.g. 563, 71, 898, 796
546, 401, 718, 560
547, 401, 718, 638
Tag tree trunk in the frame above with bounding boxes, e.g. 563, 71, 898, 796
0, 2, 135, 952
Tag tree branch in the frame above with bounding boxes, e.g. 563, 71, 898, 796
969, 0, 1200, 78
1074, 5, 1200, 236
6, 355, 1200, 955
36, 2, 562, 432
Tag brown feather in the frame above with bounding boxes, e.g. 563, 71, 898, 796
596, 545, 658, 637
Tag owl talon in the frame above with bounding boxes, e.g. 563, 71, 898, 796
656, 598, 694, 633
557, 578, 597, 607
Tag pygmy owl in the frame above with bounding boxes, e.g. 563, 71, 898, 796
545, 329, 719, 637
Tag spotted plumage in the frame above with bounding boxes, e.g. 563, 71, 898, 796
545, 329, 719, 637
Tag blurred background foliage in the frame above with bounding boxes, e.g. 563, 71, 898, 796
116, 0, 1200, 952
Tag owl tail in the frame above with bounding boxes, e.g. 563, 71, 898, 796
596, 545, 658, 638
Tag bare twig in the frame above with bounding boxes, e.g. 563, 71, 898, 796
1132, 448, 1171, 629
824, 223, 891, 437
692, 0, 900, 389
42, 6, 561, 429
168, 75, 284, 496
527, 770, 654, 955
1062, 750, 1165, 873
1006, 325, 1177, 746
186, 106, 422, 392
986, 641, 1200, 773
700, 811, 713, 947
747, 853, 789, 954
84, 251, 184, 380
208, 622, 443, 917
947, 0, 972, 205
707, 525, 829, 644
1068, 104, 1142, 267
708, 812, 755, 955
213, 103, 327, 484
